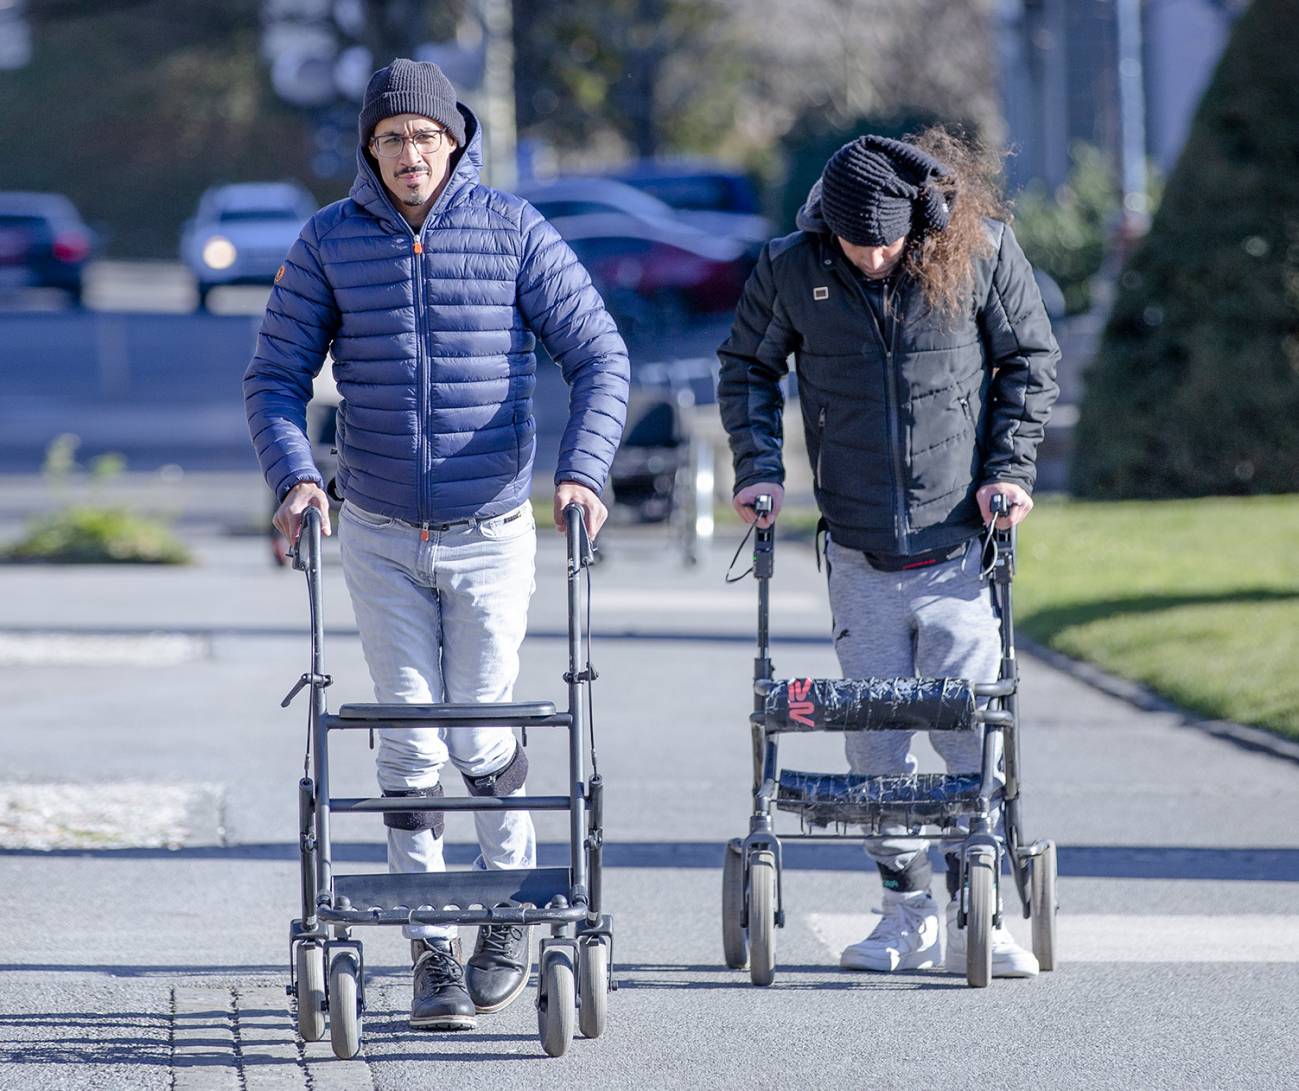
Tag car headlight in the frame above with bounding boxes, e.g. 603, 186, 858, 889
201, 236, 237, 270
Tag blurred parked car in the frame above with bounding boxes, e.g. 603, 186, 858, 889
600, 160, 772, 251
548, 212, 753, 336
0, 192, 95, 306
181, 182, 315, 310
517, 177, 684, 230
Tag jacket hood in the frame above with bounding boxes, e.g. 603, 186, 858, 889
349, 102, 482, 231
795, 178, 830, 235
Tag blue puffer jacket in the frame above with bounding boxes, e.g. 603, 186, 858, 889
243, 106, 629, 524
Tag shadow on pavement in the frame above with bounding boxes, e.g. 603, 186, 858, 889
5, 840, 1298, 880
612, 963, 964, 992
0, 1010, 168, 1066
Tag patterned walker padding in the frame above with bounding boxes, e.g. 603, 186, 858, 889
775, 770, 984, 827
761, 677, 977, 733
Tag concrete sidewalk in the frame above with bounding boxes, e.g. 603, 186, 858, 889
2, 518, 1297, 1090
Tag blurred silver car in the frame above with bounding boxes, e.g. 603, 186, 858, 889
600, 160, 772, 252
181, 182, 315, 310
516, 177, 685, 230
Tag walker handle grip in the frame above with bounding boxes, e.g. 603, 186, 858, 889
292, 506, 323, 572
564, 502, 595, 568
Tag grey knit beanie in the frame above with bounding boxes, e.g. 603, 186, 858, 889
358, 58, 466, 148
820, 135, 954, 246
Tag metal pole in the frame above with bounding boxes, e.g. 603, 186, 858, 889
479, 0, 516, 189
1116, 0, 1151, 232
303, 510, 333, 904
565, 506, 588, 899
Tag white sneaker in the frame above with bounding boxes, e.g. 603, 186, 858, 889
840, 891, 942, 972
944, 900, 1039, 977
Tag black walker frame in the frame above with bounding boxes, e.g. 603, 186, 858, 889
722, 495, 1058, 987
283, 504, 612, 1057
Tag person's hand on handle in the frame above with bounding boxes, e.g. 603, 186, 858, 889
976, 481, 1033, 530
554, 481, 608, 540
733, 482, 784, 528
274, 481, 332, 543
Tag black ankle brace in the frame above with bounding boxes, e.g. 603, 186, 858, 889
877, 852, 932, 894
462, 744, 529, 797
383, 783, 445, 834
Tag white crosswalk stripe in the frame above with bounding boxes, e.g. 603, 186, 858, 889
808, 911, 1299, 964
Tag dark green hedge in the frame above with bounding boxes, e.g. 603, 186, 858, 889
1071, 0, 1299, 498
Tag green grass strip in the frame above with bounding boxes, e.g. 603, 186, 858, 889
1014, 496, 1299, 740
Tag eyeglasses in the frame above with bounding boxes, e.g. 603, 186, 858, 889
370, 129, 451, 158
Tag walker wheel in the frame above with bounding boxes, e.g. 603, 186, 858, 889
328, 952, 362, 1059
1031, 840, 1058, 971
538, 948, 576, 1057
748, 849, 777, 987
294, 941, 326, 1042
577, 936, 609, 1039
965, 852, 995, 988
721, 838, 748, 969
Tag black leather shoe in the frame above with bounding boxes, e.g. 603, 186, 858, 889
465, 921, 532, 1014
410, 938, 477, 1030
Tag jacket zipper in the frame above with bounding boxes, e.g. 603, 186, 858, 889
884, 308, 910, 554
959, 396, 974, 429
839, 254, 910, 553
410, 234, 429, 535
361, 147, 465, 538
815, 406, 826, 489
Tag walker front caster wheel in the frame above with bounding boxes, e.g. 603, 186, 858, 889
748, 849, 777, 987
721, 838, 748, 969
294, 942, 326, 1042
328, 952, 362, 1059
965, 852, 995, 988
1031, 840, 1058, 971
538, 948, 576, 1057
578, 935, 608, 1039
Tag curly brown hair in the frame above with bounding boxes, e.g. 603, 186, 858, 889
903, 127, 1010, 320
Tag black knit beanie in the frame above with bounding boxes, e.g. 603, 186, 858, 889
358, 58, 466, 148
819, 135, 954, 246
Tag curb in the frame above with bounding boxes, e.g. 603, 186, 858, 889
1020, 637, 1299, 766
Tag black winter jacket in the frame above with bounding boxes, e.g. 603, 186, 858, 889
717, 201, 1059, 555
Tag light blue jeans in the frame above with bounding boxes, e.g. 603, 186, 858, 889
339, 500, 539, 939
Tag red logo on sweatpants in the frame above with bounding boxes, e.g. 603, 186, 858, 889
788, 677, 815, 728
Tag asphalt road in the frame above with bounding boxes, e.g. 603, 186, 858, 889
0, 261, 729, 475
2, 513, 1296, 1090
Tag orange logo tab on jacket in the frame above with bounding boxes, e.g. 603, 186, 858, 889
274, 265, 286, 284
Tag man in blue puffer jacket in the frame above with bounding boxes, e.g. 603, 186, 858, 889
244, 59, 629, 1032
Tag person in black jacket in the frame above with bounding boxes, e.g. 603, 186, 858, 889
718, 130, 1059, 977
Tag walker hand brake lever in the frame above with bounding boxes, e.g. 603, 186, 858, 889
281, 671, 332, 708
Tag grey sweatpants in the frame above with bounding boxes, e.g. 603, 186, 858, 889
825, 537, 1001, 875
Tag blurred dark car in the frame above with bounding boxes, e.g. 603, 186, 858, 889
548, 212, 753, 335
0, 192, 95, 305
181, 181, 315, 310
600, 160, 772, 251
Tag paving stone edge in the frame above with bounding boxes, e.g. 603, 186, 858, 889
1021, 636, 1299, 766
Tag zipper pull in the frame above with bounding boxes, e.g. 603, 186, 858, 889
413, 240, 423, 254
420, 522, 430, 541
815, 407, 826, 489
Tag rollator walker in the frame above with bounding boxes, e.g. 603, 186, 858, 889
283, 505, 611, 1058
721, 494, 1058, 988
